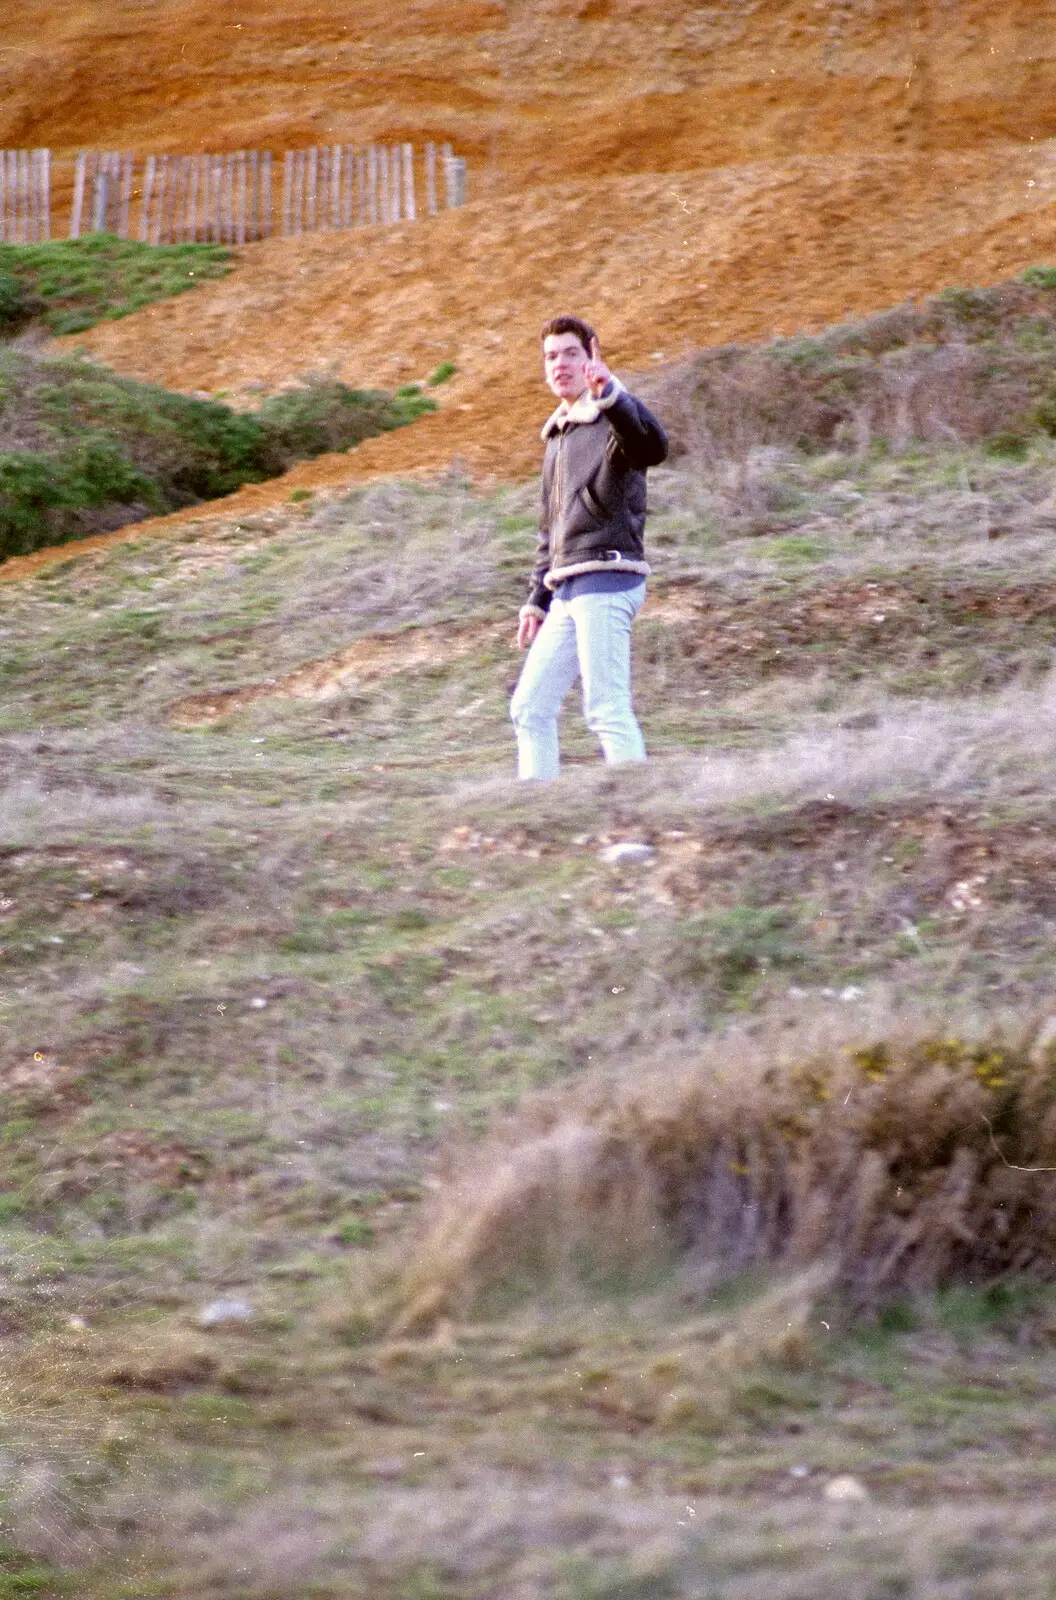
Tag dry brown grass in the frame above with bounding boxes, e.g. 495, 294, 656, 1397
383, 1015, 1056, 1334
632, 275, 1056, 475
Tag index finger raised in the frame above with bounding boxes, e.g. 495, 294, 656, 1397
590, 337, 602, 361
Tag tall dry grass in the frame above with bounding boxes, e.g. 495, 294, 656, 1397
382, 1016, 1056, 1332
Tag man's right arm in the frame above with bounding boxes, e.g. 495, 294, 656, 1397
517, 469, 553, 648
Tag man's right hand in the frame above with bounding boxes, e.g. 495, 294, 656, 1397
517, 613, 542, 650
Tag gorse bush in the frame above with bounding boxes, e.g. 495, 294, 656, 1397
385, 1022, 1056, 1331
0, 350, 438, 560
256, 373, 436, 458
0, 233, 231, 336
641, 267, 1056, 463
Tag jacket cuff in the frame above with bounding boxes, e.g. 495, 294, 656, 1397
594, 375, 626, 410
519, 603, 547, 623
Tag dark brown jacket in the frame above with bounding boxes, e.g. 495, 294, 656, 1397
523, 378, 669, 617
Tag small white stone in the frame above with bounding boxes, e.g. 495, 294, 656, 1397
823, 1474, 869, 1503
198, 1298, 255, 1328
600, 842, 655, 867
249, 997, 268, 1009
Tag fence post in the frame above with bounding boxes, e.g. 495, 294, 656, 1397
379, 145, 390, 225
402, 143, 415, 222
305, 145, 318, 232
328, 143, 340, 229
27, 149, 37, 240
280, 151, 292, 237
138, 155, 154, 242
159, 154, 174, 243
261, 149, 272, 238
168, 156, 183, 242
199, 154, 211, 244
89, 152, 104, 233
318, 145, 330, 231
248, 149, 259, 239
235, 149, 246, 244
298, 149, 309, 234
425, 142, 437, 217
186, 155, 199, 242
118, 151, 133, 238
43, 148, 52, 240
27, 148, 39, 240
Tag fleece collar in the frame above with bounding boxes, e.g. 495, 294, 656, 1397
541, 376, 624, 441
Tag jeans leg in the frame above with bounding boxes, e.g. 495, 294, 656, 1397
571, 585, 646, 765
510, 599, 580, 779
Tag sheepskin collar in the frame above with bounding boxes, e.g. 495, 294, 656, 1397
541, 376, 625, 440
541, 389, 603, 440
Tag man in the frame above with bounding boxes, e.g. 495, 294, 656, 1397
510, 315, 669, 780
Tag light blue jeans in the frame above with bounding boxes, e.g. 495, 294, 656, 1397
510, 582, 647, 780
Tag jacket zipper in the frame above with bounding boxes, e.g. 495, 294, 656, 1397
551, 429, 566, 569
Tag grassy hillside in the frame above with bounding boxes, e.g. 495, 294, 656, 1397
0, 235, 232, 338
4, 333, 1056, 1589
0, 347, 437, 560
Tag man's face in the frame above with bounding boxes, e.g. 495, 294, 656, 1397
543, 333, 590, 402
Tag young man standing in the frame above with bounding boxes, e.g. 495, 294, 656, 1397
510, 315, 668, 780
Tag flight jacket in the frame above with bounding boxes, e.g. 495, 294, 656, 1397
521, 376, 669, 620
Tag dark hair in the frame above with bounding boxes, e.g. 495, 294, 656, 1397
540, 315, 597, 354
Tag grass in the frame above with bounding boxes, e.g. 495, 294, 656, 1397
6, 325, 1056, 1589
0, 234, 232, 337
0, 350, 437, 560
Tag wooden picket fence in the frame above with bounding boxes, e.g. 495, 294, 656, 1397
0, 143, 468, 245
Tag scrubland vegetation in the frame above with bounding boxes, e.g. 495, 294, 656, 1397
4, 276, 1056, 1594
0, 238, 438, 561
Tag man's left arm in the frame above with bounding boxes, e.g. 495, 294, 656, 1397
583, 337, 667, 469
596, 379, 669, 469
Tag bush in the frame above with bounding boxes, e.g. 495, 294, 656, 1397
0, 443, 162, 558
0, 270, 41, 337
256, 374, 435, 460
637, 268, 1056, 463
0, 351, 437, 563
384, 1023, 1056, 1331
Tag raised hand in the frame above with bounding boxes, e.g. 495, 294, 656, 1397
583, 336, 613, 398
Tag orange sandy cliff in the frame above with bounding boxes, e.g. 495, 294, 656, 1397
3, 0, 1056, 565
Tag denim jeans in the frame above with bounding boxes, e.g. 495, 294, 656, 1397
510, 582, 647, 780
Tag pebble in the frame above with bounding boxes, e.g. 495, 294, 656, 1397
600, 841, 654, 866
198, 1298, 255, 1328
823, 1474, 870, 1503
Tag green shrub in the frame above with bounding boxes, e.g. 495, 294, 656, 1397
0, 234, 231, 337
0, 270, 41, 336
257, 374, 435, 458
0, 442, 161, 558
1019, 263, 1056, 291
0, 351, 436, 562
